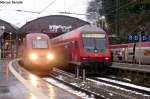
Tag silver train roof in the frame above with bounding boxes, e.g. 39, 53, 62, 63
75, 25, 106, 33
52, 25, 106, 40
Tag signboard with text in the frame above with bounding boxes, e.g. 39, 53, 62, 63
128, 35, 150, 42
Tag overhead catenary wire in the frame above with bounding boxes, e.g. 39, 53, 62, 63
16, 0, 57, 14
39, 0, 57, 14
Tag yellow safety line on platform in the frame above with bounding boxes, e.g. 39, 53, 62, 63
8, 60, 49, 99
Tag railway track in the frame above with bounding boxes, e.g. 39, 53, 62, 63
109, 63, 150, 87
44, 68, 150, 99
89, 77, 150, 96
45, 68, 105, 99
92, 77, 150, 95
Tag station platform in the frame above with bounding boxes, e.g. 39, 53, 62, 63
111, 62, 150, 73
0, 60, 31, 99
0, 59, 80, 99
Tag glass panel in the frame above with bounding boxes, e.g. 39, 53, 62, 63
82, 38, 95, 52
32, 39, 48, 48
82, 33, 106, 52
95, 38, 106, 52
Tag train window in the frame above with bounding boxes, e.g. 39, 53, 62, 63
95, 38, 106, 52
82, 33, 106, 52
128, 52, 134, 55
32, 39, 48, 48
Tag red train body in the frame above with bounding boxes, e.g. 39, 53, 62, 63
110, 42, 150, 65
18, 33, 54, 75
51, 25, 112, 73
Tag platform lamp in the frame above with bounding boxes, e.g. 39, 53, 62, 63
99, 16, 105, 28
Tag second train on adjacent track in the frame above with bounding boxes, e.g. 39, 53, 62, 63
110, 41, 150, 65
51, 25, 112, 73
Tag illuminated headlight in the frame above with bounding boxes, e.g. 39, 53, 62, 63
37, 36, 41, 39
47, 53, 54, 60
29, 53, 38, 61
82, 57, 88, 60
105, 57, 110, 61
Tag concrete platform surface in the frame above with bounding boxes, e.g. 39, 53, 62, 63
1, 60, 80, 99
0, 60, 32, 99
111, 62, 150, 73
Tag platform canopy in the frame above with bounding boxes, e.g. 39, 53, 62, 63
18, 15, 89, 38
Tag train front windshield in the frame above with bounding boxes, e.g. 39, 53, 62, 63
32, 39, 48, 48
82, 33, 106, 52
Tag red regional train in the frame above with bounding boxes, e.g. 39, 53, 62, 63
110, 42, 150, 65
51, 25, 112, 73
18, 33, 54, 75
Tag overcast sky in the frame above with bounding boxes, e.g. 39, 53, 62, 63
0, 0, 91, 27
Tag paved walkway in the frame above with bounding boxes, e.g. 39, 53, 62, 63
0, 60, 33, 99
111, 62, 150, 73
0, 60, 80, 99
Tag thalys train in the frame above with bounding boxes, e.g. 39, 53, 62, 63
18, 33, 54, 75
110, 41, 150, 65
51, 25, 112, 73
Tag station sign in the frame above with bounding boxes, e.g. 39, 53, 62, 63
48, 25, 72, 33
128, 35, 150, 42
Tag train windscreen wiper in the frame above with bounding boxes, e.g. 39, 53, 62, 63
94, 38, 99, 53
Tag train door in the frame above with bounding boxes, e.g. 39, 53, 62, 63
112, 48, 123, 62
64, 41, 72, 61
120, 48, 126, 62
135, 42, 150, 64
71, 41, 79, 61
127, 43, 136, 63
143, 49, 150, 64
126, 47, 132, 63
124, 48, 128, 62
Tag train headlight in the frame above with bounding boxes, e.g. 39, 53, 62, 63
47, 53, 54, 60
29, 53, 38, 61
105, 57, 110, 61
